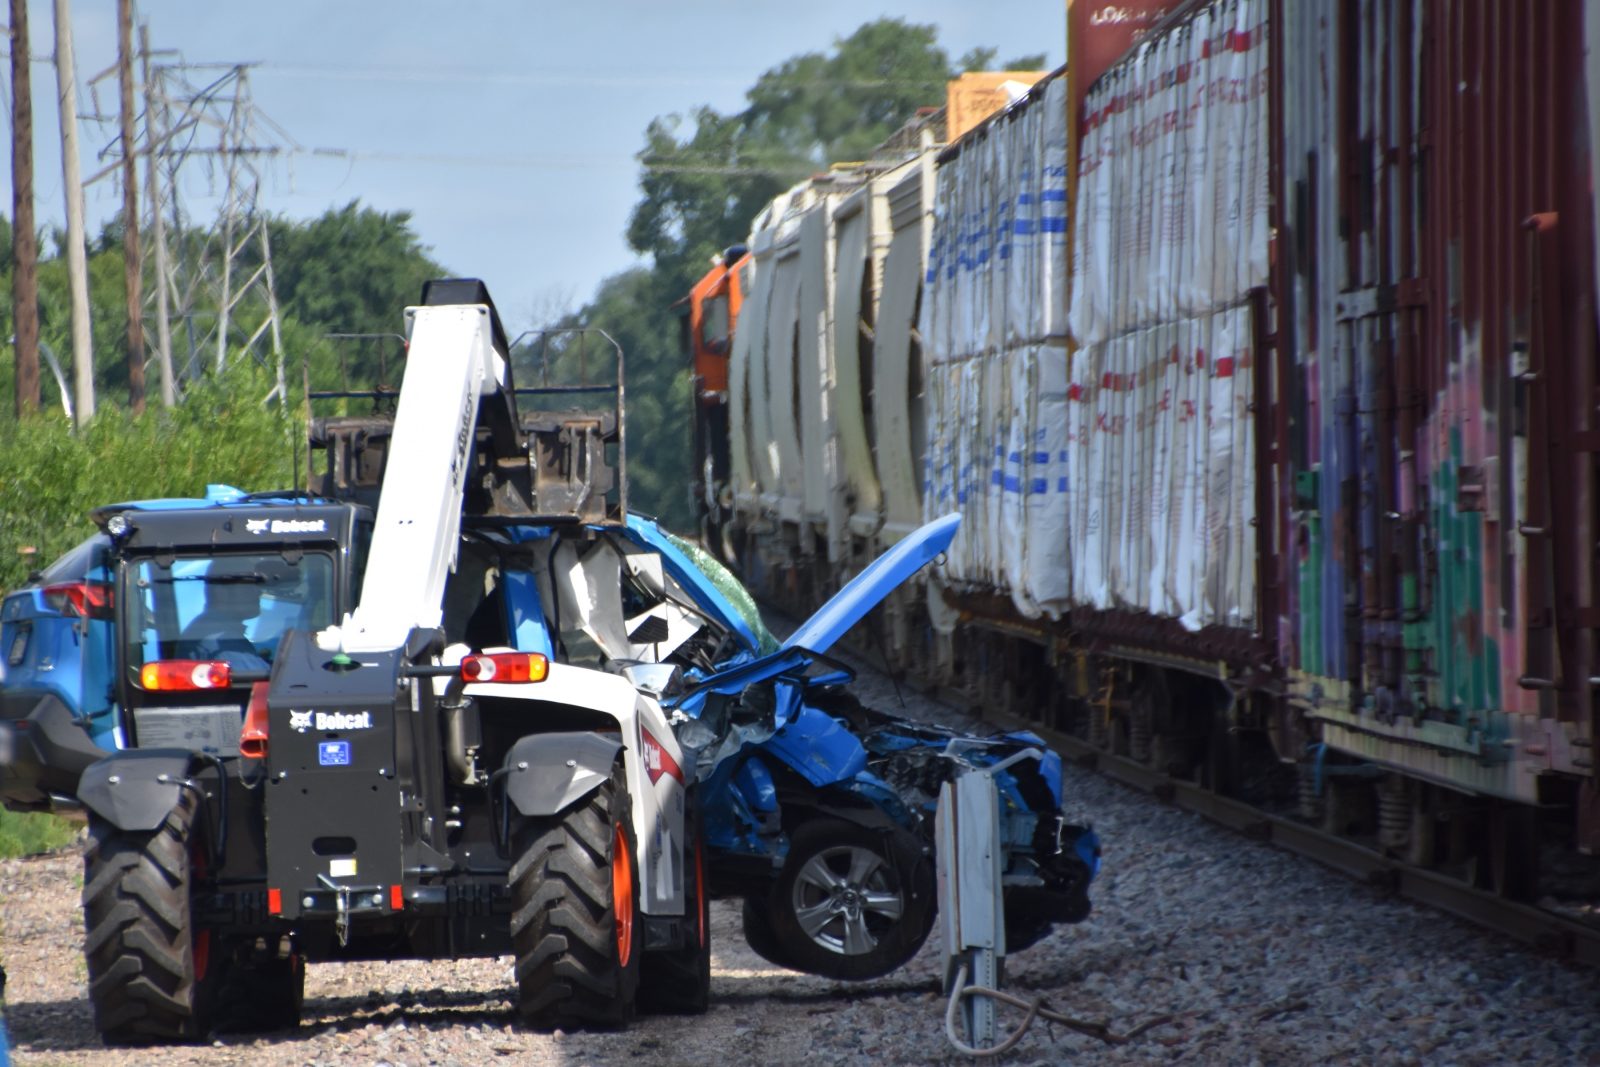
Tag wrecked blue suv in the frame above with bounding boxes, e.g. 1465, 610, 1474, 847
595, 513, 1101, 980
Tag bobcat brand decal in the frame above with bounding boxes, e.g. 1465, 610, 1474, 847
288, 709, 373, 733
245, 518, 327, 536
639, 727, 683, 786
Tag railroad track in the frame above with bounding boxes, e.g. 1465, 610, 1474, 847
972, 699, 1600, 968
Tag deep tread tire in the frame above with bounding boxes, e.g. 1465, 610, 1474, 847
82, 788, 218, 1044
638, 796, 710, 1014
766, 818, 934, 981
510, 761, 640, 1030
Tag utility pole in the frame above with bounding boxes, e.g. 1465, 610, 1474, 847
10, 0, 39, 417
116, 0, 143, 413
138, 23, 173, 406
53, 0, 94, 425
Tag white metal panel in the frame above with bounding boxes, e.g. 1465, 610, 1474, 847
728, 256, 760, 513
745, 238, 780, 507
875, 160, 933, 545
831, 194, 884, 537
764, 249, 804, 522
797, 204, 844, 556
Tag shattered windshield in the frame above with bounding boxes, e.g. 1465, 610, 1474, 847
124, 551, 336, 670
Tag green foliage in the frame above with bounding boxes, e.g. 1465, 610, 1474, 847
0, 363, 296, 592
270, 201, 446, 340
629, 18, 962, 298
617, 18, 1030, 533
572, 268, 694, 529
0, 808, 76, 858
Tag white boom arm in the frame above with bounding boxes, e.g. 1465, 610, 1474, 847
336, 303, 505, 652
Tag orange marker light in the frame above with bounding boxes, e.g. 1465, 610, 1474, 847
460, 652, 548, 684
139, 659, 232, 691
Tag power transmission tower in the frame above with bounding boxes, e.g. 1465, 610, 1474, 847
87, 44, 294, 404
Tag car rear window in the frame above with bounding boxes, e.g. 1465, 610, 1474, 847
38, 534, 110, 585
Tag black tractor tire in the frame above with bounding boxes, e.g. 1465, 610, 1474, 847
510, 761, 641, 1030
766, 818, 934, 981
638, 795, 711, 1014
82, 788, 220, 1044
212, 950, 304, 1033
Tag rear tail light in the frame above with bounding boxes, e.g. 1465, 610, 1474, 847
240, 681, 270, 759
139, 659, 232, 691
43, 581, 113, 620
460, 652, 548, 684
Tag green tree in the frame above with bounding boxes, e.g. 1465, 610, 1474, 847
629, 18, 962, 298
617, 19, 1037, 532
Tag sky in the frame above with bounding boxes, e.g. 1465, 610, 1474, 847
5, 1, 1065, 332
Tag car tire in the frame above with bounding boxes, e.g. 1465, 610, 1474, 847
510, 760, 640, 1029
766, 818, 934, 981
740, 895, 800, 971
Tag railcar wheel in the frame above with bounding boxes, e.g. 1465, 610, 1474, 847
638, 795, 711, 1014
510, 761, 640, 1029
83, 788, 221, 1044
766, 819, 933, 981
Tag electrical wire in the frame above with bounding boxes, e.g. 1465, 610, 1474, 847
943, 960, 1173, 1057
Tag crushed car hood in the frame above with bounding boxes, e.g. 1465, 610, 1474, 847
679, 513, 960, 702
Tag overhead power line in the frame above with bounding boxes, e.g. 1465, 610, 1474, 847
255, 62, 947, 92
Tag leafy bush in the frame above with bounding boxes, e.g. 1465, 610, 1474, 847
0, 808, 77, 858
0, 364, 297, 592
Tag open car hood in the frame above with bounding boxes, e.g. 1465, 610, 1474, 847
678, 513, 960, 702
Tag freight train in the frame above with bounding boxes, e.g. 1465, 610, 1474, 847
681, 0, 1600, 907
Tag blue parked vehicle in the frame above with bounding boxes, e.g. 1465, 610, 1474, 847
0, 532, 118, 813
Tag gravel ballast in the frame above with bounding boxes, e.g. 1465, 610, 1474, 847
3, 664, 1598, 1065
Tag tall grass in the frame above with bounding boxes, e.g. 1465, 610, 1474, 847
0, 366, 298, 593
0, 809, 78, 858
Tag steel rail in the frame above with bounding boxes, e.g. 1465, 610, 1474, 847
972, 705, 1600, 968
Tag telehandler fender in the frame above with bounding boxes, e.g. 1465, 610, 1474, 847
78, 749, 197, 832
502, 731, 623, 816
